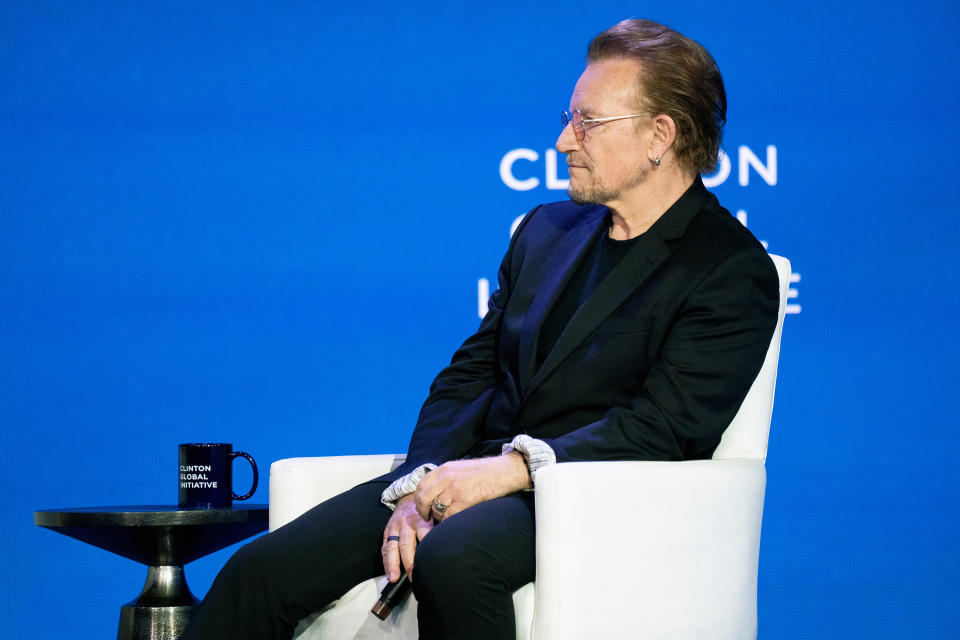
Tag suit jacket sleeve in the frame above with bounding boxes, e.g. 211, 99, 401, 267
381, 208, 539, 481
540, 246, 779, 462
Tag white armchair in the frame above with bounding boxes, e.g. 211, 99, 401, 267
269, 255, 791, 640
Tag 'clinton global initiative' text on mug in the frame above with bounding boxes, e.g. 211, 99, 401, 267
178, 443, 258, 508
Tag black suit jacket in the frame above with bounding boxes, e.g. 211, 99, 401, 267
385, 178, 779, 482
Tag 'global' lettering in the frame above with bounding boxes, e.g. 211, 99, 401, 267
479, 206, 800, 318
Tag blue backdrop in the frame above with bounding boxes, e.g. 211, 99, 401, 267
3, 1, 958, 638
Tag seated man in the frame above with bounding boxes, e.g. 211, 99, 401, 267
182, 18, 779, 640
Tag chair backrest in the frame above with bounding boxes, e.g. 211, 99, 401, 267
712, 254, 790, 463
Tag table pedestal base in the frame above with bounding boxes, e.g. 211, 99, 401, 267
35, 505, 268, 640
118, 604, 195, 640
117, 565, 199, 640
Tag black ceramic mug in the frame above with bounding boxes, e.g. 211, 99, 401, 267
178, 443, 258, 508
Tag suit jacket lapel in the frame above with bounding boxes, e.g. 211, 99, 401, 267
524, 233, 670, 399
523, 178, 712, 402
517, 212, 607, 388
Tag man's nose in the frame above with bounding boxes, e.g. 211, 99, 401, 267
555, 123, 580, 154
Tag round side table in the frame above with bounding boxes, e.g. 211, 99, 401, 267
35, 504, 269, 640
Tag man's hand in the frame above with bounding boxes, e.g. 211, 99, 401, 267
382, 494, 433, 582
414, 452, 531, 522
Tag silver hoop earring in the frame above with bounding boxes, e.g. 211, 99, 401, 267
654, 156, 661, 166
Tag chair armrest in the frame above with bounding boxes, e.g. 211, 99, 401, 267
269, 454, 405, 531
532, 459, 765, 640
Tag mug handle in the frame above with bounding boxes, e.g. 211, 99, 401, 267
230, 451, 259, 501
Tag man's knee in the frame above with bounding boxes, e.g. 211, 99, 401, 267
212, 532, 313, 624
411, 526, 487, 603
217, 534, 272, 586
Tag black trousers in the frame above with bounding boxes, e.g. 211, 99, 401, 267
181, 481, 537, 640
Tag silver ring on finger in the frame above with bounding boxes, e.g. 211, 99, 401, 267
432, 499, 449, 516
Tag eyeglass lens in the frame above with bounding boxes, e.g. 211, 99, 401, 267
560, 110, 584, 142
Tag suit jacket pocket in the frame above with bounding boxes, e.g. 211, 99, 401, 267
598, 316, 655, 335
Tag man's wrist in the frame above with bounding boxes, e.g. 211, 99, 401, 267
380, 463, 437, 510
501, 435, 556, 485
395, 493, 416, 507
503, 451, 533, 491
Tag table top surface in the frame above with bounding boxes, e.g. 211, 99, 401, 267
34, 504, 270, 565
34, 504, 268, 528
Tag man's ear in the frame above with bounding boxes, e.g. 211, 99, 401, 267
648, 113, 677, 164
